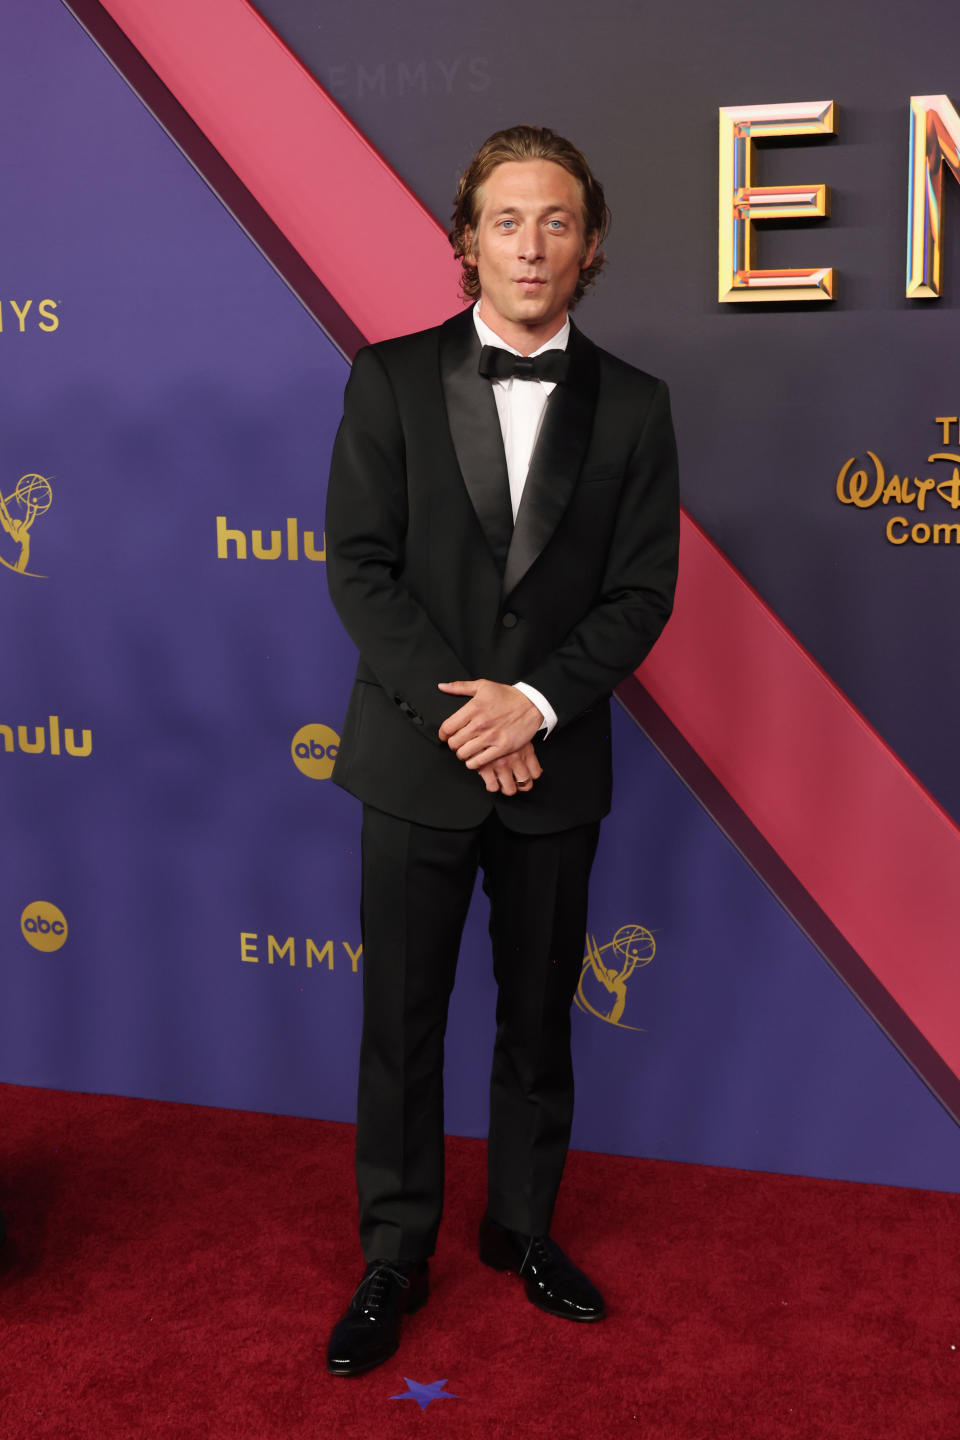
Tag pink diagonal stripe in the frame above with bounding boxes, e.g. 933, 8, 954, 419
98, 0, 960, 1075
639, 517, 960, 1061
98, 0, 459, 342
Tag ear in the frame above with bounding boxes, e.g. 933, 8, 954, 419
581, 232, 598, 271
462, 226, 479, 266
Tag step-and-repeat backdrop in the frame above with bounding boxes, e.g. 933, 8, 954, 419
4, 0, 960, 1192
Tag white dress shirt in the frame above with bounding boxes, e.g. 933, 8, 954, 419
473, 302, 564, 737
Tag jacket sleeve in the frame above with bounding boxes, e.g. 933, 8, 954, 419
325, 345, 469, 743
519, 379, 680, 727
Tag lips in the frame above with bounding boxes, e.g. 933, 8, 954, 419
515, 277, 546, 291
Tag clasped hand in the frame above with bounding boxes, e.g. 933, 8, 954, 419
437, 679, 543, 796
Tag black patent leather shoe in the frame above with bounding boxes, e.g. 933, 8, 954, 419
326, 1259, 429, 1377
479, 1214, 605, 1322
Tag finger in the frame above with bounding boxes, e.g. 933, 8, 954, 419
438, 701, 478, 742
478, 764, 501, 793
444, 715, 486, 747
494, 765, 517, 797
510, 759, 537, 791
437, 680, 479, 695
456, 733, 504, 763
464, 743, 510, 771
444, 703, 499, 739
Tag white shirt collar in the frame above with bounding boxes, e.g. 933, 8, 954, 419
473, 302, 569, 362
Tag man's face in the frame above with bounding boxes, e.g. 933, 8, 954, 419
465, 159, 597, 350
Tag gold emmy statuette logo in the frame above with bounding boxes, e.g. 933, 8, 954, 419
21, 900, 68, 952
575, 924, 656, 1031
0, 474, 53, 577
291, 723, 340, 780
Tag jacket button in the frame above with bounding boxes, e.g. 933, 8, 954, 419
501, 611, 518, 629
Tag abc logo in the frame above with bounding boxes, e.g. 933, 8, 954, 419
21, 900, 68, 952
291, 723, 340, 780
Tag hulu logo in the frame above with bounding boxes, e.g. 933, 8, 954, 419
216, 516, 326, 562
0, 716, 92, 757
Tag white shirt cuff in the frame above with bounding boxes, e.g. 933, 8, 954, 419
513, 682, 557, 738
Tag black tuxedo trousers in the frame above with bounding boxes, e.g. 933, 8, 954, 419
325, 308, 679, 1258
358, 804, 600, 1261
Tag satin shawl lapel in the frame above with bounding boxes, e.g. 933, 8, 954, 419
440, 310, 513, 573
502, 322, 600, 598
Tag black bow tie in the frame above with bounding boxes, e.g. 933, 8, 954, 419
478, 345, 570, 384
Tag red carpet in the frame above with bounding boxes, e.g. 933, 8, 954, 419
1, 1083, 958, 1439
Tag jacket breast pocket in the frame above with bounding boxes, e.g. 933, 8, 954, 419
579, 467, 620, 485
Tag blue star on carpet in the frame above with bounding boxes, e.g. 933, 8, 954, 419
389, 1377, 460, 1411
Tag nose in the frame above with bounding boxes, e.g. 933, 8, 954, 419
516, 221, 543, 261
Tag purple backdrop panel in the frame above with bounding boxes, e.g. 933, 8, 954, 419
2, 0, 362, 1113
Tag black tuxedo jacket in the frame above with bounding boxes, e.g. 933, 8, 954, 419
325, 306, 679, 833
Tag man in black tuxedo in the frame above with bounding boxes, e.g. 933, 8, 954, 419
324, 126, 679, 1376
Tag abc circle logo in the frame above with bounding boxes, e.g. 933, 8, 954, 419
21, 901, 68, 952
291, 723, 340, 780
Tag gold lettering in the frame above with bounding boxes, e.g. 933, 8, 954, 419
10, 300, 32, 331
932, 460, 960, 512
882, 476, 904, 504
0, 723, 13, 752
216, 516, 326, 562
63, 727, 92, 757
916, 477, 936, 510
303, 530, 326, 561
936, 416, 957, 444
216, 516, 247, 559
934, 467, 960, 509
37, 299, 58, 332
913, 522, 932, 543
934, 523, 960, 543
243, 936, 362, 971
314, 940, 335, 970
887, 516, 909, 543
251, 529, 282, 560
268, 935, 295, 966
837, 452, 884, 507
48, 714, 61, 756
17, 725, 45, 754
